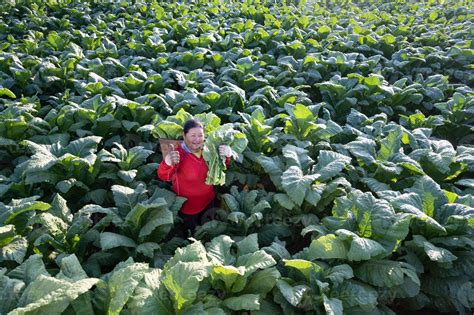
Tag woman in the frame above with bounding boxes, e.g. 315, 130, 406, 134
157, 119, 231, 236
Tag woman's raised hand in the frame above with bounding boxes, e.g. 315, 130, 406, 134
219, 145, 232, 158
165, 144, 180, 166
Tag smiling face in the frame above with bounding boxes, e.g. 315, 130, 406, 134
183, 126, 204, 153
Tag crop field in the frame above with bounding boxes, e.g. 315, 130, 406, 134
0, 0, 473, 314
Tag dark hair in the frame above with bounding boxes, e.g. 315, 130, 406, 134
183, 119, 204, 134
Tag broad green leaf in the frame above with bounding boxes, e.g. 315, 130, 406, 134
56, 254, 89, 282
223, 294, 260, 311
325, 264, 354, 285
0, 270, 25, 315
281, 166, 318, 206
308, 234, 348, 260
237, 250, 276, 276
165, 241, 209, 270
138, 208, 173, 240
207, 235, 235, 265
125, 200, 166, 233
243, 267, 280, 296
163, 261, 208, 312
282, 145, 313, 170
283, 259, 321, 280
346, 234, 386, 261
0, 198, 51, 226
315, 150, 351, 181
111, 184, 147, 217
136, 242, 160, 258
49, 194, 72, 224
105, 261, 149, 315
125, 269, 173, 314
273, 193, 296, 210
236, 234, 259, 256
276, 279, 308, 307
355, 260, 419, 288
211, 265, 245, 291
337, 280, 378, 310
0, 87, 16, 98
7, 254, 49, 285
33, 212, 68, 239
100, 232, 136, 250
12, 276, 98, 315
377, 127, 402, 161
323, 294, 343, 315
0, 225, 16, 247
0, 237, 27, 264
407, 176, 447, 217
63, 136, 102, 158
408, 235, 457, 263
345, 137, 377, 165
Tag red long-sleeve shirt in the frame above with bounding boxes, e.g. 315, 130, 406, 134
157, 146, 229, 215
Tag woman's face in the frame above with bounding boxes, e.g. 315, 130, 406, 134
183, 127, 204, 152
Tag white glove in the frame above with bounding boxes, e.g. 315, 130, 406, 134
219, 145, 232, 158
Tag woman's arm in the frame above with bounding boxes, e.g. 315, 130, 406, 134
157, 161, 177, 181
157, 144, 180, 181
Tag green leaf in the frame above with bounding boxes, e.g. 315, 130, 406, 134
0, 225, 16, 247
105, 261, 149, 315
56, 254, 89, 282
111, 184, 147, 217
125, 269, 173, 314
407, 176, 447, 218
408, 235, 457, 263
211, 265, 245, 291
323, 294, 343, 315
138, 208, 173, 240
163, 262, 209, 312
346, 234, 386, 261
337, 280, 378, 310
237, 250, 277, 276
276, 279, 308, 307
207, 235, 235, 265
100, 232, 137, 250
136, 242, 160, 258
0, 237, 27, 264
63, 136, 102, 158
7, 254, 49, 285
50, 194, 72, 224
0, 198, 51, 226
325, 264, 354, 285
0, 270, 25, 315
165, 241, 209, 270
282, 145, 313, 170
273, 193, 296, 210
281, 166, 318, 206
236, 234, 259, 256
0, 87, 16, 99
284, 103, 320, 140
12, 276, 98, 315
283, 259, 321, 280
377, 127, 402, 161
355, 260, 420, 288
125, 200, 166, 232
308, 234, 348, 260
223, 294, 260, 311
315, 151, 351, 181
243, 267, 280, 296
33, 212, 68, 239
345, 137, 377, 165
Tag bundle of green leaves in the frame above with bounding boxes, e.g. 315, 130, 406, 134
204, 124, 248, 186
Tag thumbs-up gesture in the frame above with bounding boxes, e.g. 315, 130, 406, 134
165, 144, 180, 166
